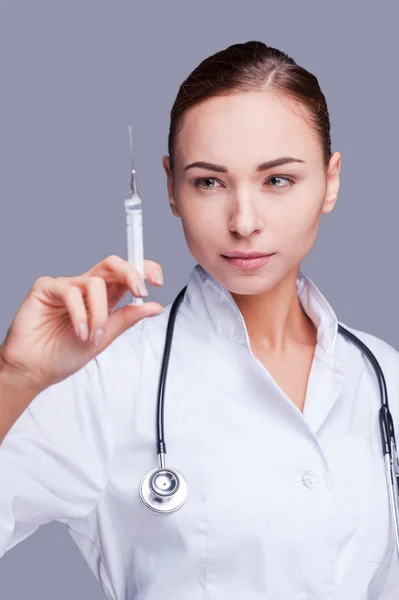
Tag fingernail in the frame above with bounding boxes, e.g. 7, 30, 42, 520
93, 329, 104, 347
134, 280, 148, 296
153, 272, 164, 285
78, 323, 88, 341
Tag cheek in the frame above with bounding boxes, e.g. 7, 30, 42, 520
179, 203, 222, 243
272, 199, 323, 253
276, 194, 322, 232
178, 216, 214, 260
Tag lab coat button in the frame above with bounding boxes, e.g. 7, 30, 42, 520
302, 471, 319, 488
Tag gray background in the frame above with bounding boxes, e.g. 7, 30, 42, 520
0, 0, 398, 597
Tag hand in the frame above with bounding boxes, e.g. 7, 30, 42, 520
0, 255, 165, 392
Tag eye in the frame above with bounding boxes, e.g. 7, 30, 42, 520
264, 175, 295, 188
192, 174, 296, 191
192, 177, 222, 190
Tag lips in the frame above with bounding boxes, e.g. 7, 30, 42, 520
221, 253, 276, 270
221, 252, 273, 259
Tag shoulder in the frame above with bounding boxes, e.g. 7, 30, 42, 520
114, 301, 173, 355
94, 300, 177, 388
101, 301, 174, 357
338, 320, 399, 420
337, 320, 399, 370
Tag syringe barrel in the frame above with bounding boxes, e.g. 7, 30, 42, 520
125, 196, 144, 305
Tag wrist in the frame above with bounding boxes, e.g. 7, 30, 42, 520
0, 345, 45, 397
0, 347, 44, 443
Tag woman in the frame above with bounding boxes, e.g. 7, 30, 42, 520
0, 40, 398, 599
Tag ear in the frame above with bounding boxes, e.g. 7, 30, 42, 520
162, 155, 181, 218
321, 151, 341, 215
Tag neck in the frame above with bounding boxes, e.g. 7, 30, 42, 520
230, 269, 317, 354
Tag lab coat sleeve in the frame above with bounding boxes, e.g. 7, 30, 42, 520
0, 343, 125, 559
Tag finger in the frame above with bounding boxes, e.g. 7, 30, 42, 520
62, 284, 90, 341
97, 256, 151, 296
143, 260, 164, 286
84, 276, 108, 346
40, 278, 89, 341
85, 255, 164, 290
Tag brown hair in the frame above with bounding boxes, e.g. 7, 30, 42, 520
167, 40, 331, 173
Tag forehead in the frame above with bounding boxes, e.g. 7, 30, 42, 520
175, 91, 320, 166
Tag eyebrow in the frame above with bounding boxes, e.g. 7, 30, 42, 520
183, 156, 306, 173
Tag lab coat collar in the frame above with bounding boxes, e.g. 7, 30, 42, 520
184, 263, 338, 355
182, 263, 348, 435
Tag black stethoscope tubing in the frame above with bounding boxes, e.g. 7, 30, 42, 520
157, 286, 395, 457
139, 285, 399, 561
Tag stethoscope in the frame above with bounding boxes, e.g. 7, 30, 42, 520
139, 286, 399, 561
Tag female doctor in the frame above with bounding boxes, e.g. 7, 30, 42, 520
0, 40, 398, 600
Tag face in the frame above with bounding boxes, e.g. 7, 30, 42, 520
163, 91, 341, 296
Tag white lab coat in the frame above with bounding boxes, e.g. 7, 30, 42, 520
1, 263, 399, 599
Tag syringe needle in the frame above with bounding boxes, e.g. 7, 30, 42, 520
128, 124, 133, 160
128, 125, 138, 197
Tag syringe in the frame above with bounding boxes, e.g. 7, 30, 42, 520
125, 125, 145, 306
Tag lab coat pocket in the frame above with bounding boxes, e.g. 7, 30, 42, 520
342, 436, 395, 567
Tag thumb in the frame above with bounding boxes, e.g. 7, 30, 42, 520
100, 302, 165, 348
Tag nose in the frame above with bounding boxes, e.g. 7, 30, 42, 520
228, 194, 264, 238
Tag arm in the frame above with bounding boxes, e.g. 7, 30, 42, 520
0, 346, 125, 559
0, 354, 45, 444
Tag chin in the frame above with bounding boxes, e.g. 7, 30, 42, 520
224, 269, 288, 295
217, 273, 275, 296
230, 283, 275, 296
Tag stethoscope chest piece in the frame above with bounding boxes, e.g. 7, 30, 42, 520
140, 466, 189, 513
